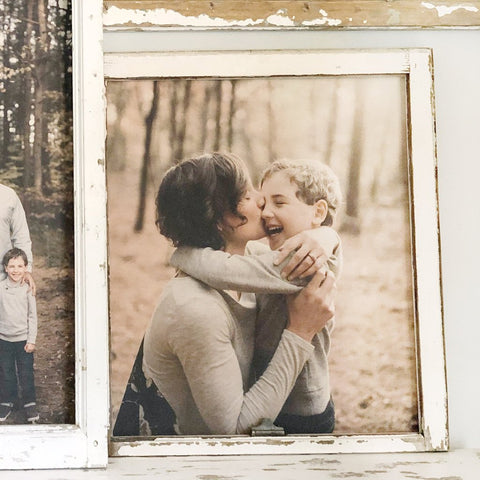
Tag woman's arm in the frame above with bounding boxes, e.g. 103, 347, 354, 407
168, 299, 314, 434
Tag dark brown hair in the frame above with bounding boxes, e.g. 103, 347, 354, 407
2, 248, 28, 268
155, 153, 248, 250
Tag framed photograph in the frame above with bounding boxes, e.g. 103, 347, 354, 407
0, 1, 109, 469
104, 49, 447, 456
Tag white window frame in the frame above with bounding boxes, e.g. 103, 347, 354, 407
104, 48, 447, 456
0, 1, 109, 469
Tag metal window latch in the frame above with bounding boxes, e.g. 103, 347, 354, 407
250, 418, 285, 436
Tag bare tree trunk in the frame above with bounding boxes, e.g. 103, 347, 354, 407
370, 117, 388, 203
134, 81, 160, 232
23, 48, 34, 187
106, 84, 128, 172
341, 82, 364, 235
227, 80, 237, 150
41, 110, 51, 194
213, 81, 222, 151
174, 80, 191, 162
324, 78, 340, 165
267, 80, 277, 162
169, 81, 178, 164
1, 5, 12, 166
32, 0, 49, 194
32, 89, 44, 193
200, 83, 212, 151
309, 84, 319, 154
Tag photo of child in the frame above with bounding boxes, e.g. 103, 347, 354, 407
0, 1, 75, 425
0, 248, 38, 423
107, 76, 418, 436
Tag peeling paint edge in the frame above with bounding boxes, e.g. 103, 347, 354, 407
103, 6, 345, 28
422, 2, 479, 18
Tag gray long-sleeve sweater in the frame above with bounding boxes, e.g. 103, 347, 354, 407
0, 278, 38, 344
142, 274, 314, 435
170, 241, 342, 416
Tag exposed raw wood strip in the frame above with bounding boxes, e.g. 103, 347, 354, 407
103, 1, 480, 28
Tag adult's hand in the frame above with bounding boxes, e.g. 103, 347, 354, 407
22, 272, 36, 296
24, 343, 36, 353
286, 270, 336, 343
275, 227, 339, 281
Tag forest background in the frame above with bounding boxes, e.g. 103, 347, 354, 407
0, 0, 74, 424
107, 75, 418, 435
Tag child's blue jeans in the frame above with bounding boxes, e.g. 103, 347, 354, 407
0, 339, 36, 405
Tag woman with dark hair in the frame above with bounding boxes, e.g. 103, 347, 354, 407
142, 153, 336, 435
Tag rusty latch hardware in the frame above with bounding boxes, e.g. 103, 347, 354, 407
251, 418, 285, 436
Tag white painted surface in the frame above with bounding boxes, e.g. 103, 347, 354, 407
102, 29, 480, 451
73, 0, 110, 467
104, 49, 412, 77
407, 50, 447, 451
1, 450, 479, 479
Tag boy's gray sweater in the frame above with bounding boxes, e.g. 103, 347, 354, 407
0, 278, 38, 344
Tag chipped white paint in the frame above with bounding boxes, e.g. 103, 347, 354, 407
266, 10, 296, 27
112, 433, 426, 457
104, 48, 447, 457
302, 9, 342, 26
104, 5, 340, 28
408, 49, 448, 452
103, 6, 342, 28
422, 2, 479, 17
103, 6, 264, 28
2, 450, 480, 479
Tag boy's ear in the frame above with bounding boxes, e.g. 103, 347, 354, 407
311, 199, 328, 227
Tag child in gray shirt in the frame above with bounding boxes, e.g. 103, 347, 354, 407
0, 248, 38, 423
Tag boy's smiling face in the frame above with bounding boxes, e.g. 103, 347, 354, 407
5, 256, 27, 283
261, 171, 326, 250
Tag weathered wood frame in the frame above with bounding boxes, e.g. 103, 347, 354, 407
104, 48, 447, 456
0, 1, 110, 470
103, 1, 480, 29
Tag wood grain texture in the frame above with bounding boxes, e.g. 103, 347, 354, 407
2, 450, 480, 478
103, 1, 480, 28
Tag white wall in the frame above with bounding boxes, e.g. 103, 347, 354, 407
104, 29, 480, 449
